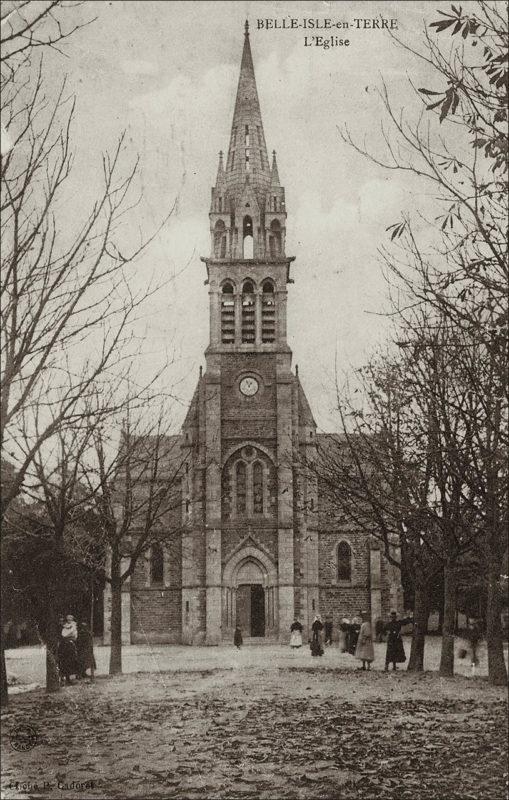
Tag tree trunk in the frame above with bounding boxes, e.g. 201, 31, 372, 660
407, 573, 430, 672
439, 562, 456, 677
46, 605, 61, 693
109, 555, 123, 675
438, 605, 444, 635
486, 554, 507, 686
1, 637, 8, 708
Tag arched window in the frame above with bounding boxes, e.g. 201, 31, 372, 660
261, 280, 276, 343
241, 280, 255, 343
222, 447, 277, 521
214, 219, 227, 259
337, 541, 352, 582
151, 544, 164, 584
221, 282, 235, 344
269, 219, 281, 257
253, 461, 264, 515
236, 461, 247, 515
222, 465, 232, 519
243, 216, 253, 259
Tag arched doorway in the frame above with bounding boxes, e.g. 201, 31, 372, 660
222, 544, 278, 640
236, 559, 265, 637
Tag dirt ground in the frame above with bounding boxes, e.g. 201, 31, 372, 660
1, 642, 507, 800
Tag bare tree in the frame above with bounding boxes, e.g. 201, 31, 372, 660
1, 1, 94, 72
310, 355, 443, 672
338, 1, 508, 684
1, 1, 178, 703
1, 1, 176, 518
80, 402, 186, 676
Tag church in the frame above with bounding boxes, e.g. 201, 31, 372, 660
104, 22, 402, 646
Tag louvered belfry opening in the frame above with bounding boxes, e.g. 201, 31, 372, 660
241, 280, 255, 343
221, 282, 235, 344
261, 280, 275, 343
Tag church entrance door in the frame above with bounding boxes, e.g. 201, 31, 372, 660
251, 584, 265, 637
236, 583, 265, 637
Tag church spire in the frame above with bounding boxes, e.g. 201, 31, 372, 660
225, 20, 270, 193
270, 150, 280, 186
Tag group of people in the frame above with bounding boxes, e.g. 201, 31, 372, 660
288, 610, 413, 670
58, 614, 96, 685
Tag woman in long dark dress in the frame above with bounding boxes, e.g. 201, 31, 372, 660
58, 615, 79, 684
77, 622, 96, 678
384, 611, 413, 671
233, 627, 243, 649
310, 615, 324, 656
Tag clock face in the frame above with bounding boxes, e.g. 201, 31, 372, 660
239, 376, 259, 396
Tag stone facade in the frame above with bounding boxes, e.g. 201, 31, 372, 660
105, 22, 402, 646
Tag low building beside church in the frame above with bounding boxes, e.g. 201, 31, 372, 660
103, 22, 402, 647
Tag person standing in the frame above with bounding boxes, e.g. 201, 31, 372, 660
310, 615, 324, 657
324, 614, 334, 646
355, 611, 374, 670
77, 622, 96, 679
338, 618, 350, 652
290, 618, 303, 649
347, 614, 362, 655
384, 611, 413, 671
233, 626, 243, 649
465, 618, 482, 676
59, 614, 79, 684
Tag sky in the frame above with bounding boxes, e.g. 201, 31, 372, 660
31, 0, 446, 431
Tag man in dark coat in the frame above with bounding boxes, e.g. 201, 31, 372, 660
384, 611, 413, 671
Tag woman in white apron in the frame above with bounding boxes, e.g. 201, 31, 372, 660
290, 618, 303, 648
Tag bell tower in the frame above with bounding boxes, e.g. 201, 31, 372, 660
182, 21, 317, 648
203, 20, 295, 354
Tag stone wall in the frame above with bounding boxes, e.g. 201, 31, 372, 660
129, 532, 183, 644
220, 353, 277, 446
131, 588, 182, 644
317, 525, 371, 636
